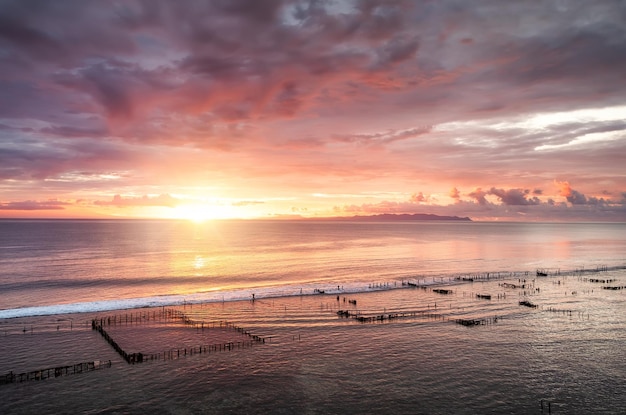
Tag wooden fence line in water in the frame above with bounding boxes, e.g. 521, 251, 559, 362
584, 278, 616, 284
456, 271, 529, 282
336, 309, 501, 327
94, 307, 255, 334
92, 308, 266, 365
0, 360, 111, 385
401, 264, 621, 287
132, 339, 261, 362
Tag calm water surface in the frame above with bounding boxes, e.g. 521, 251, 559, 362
1, 220, 624, 314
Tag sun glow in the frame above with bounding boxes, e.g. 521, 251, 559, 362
171, 203, 232, 222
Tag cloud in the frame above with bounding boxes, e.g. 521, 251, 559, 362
232, 200, 265, 207
332, 183, 626, 222
332, 126, 433, 146
449, 187, 460, 201
468, 188, 488, 206
2, 1, 625, 132
0, 134, 133, 181
488, 188, 540, 206
409, 192, 428, 203
554, 180, 613, 206
371, 35, 419, 70
0, 199, 70, 210
0, 11, 67, 62
0, 1, 434, 138
94, 194, 180, 208
0, 1, 624, 221
557, 181, 587, 205
40, 125, 110, 139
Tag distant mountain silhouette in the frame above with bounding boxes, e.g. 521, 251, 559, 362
317, 213, 472, 222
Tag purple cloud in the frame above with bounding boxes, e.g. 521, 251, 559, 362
488, 188, 541, 206
0, 1, 624, 221
0, 199, 70, 210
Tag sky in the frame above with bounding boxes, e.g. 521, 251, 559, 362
1, 0, 625, 221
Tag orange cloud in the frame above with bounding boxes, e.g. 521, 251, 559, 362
410, 192, 428, 203
556, 180, 573, 198
94, 194, 179, 208
449, 187, 460, 201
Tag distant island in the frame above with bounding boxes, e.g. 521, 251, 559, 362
314, 213, 472, 222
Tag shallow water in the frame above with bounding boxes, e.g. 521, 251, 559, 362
2, 220, 625, 317
1, 269, 625, 414
1, 220, 625, 413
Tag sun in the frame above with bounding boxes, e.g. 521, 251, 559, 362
172, 203, 230, 222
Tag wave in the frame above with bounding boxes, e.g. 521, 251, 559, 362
0, 279, 447, 319
2, 264, 624, 319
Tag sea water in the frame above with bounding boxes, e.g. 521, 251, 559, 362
0, 220, 625, 414
1, 219, 624, 315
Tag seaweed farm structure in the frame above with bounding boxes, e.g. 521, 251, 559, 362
1, 263, 621, 393
1, 361, 111, 385
91, 308, 266, 365
336, 309, 500, 327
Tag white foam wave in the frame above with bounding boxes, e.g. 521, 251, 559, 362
0, 279, 446, 319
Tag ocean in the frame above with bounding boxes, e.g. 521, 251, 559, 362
1, 219, 625, 414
